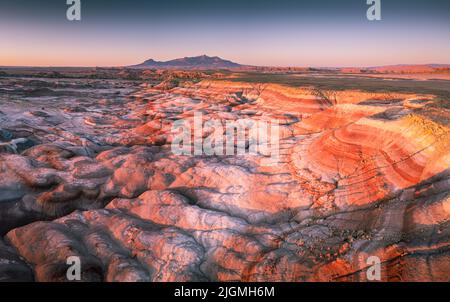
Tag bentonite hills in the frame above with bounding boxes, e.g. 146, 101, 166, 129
0, 70, 449, 282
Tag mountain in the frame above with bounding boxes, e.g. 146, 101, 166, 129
130, 55, 243, 70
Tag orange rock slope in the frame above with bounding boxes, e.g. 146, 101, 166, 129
0, 78, 449, 281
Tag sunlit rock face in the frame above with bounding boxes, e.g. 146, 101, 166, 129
0, 78, 449, 281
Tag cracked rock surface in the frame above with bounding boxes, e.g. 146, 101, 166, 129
0, 78, 449, 281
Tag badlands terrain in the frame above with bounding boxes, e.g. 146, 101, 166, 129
0, 68, 449, 281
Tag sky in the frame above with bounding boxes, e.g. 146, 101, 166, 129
0, 0, 449, 67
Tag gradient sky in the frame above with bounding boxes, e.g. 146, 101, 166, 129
0, 0, 449, 67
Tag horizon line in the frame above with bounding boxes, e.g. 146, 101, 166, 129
2, 62, 450, 69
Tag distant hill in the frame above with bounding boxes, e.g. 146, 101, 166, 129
338, 64, 450, 74
130, 55, 243, 70
365, 64, 450, 73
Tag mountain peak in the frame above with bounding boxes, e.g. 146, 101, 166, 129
131, 55, 242, 70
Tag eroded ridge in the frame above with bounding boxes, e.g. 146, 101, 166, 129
0, 78, 449, 281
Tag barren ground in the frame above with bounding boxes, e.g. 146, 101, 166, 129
0, 72, 449, 281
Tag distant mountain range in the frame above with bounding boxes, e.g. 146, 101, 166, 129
129, 55, 450, 73
130, 55, 244, 69
365, 64, 450, 73
332, 64, 450, 74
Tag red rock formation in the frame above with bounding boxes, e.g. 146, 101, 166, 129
0, 77, 448, 281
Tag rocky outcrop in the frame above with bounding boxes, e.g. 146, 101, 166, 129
0, 78, 448, 281
0, 238, 33, 281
